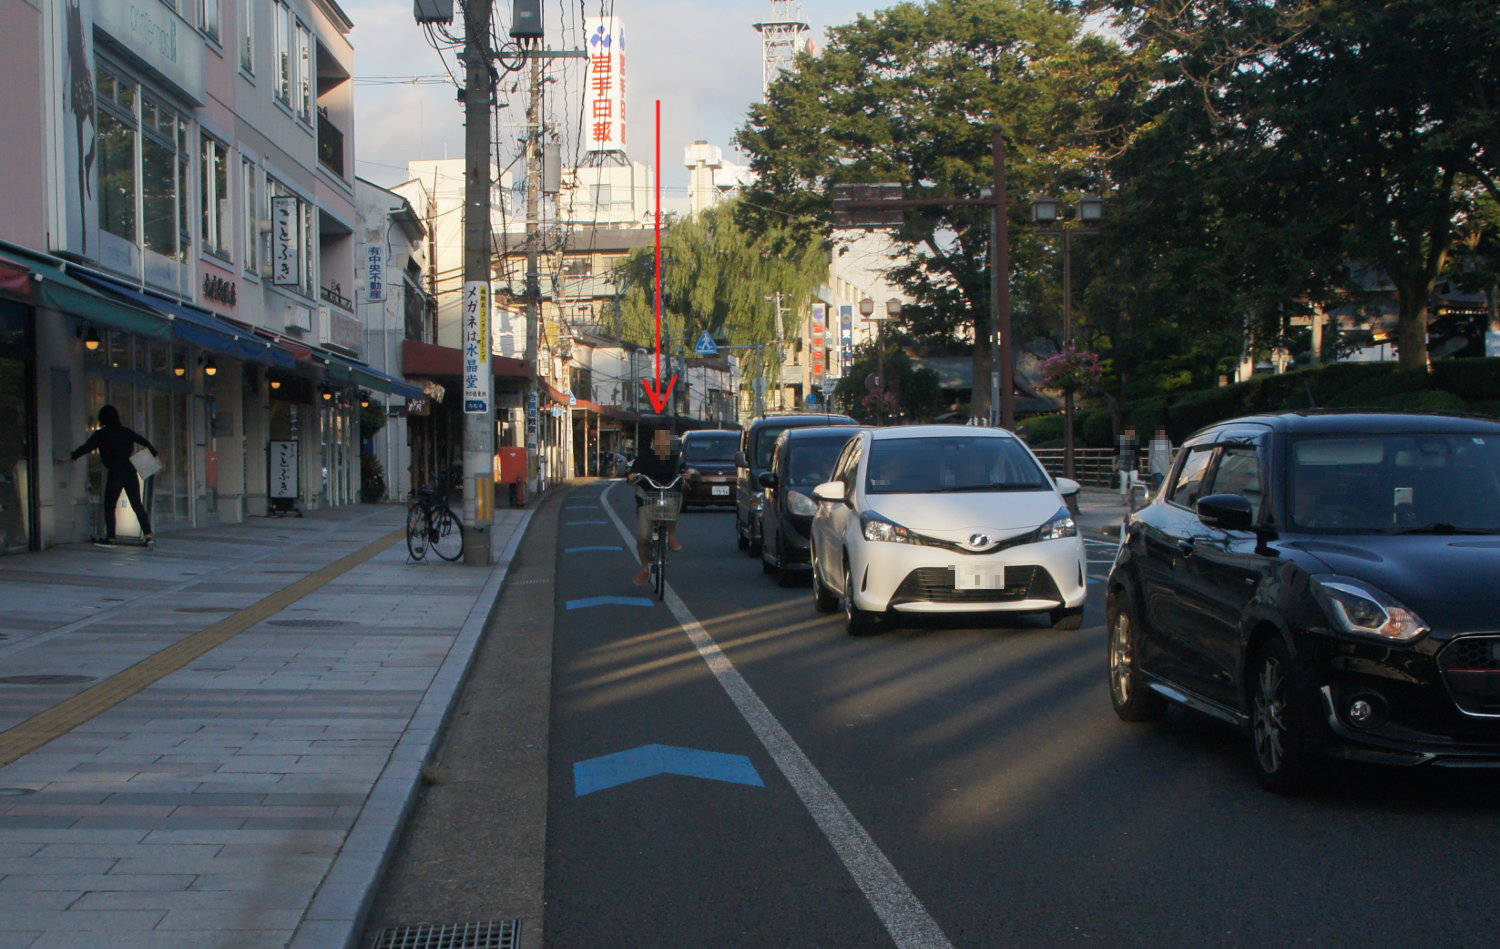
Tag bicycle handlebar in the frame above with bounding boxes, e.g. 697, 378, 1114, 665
633, 473, 682, 491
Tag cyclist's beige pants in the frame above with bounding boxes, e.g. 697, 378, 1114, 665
634, 502, 677, 561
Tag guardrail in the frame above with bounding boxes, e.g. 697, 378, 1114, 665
1032, 447, 1150, 488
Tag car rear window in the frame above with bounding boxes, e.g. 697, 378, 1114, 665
683, 434, 738, 464
864, 435, 1049, 494
1290, 433, 1500, 531
785, 438, 852, 488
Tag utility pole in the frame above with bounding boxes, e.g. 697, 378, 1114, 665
460, 0, 495, 564
523, 49, 542, 495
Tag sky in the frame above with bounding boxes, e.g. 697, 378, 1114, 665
339, 1, 885, 198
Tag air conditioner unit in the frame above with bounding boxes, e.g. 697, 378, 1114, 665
286, 304, 313, 333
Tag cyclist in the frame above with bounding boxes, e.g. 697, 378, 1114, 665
627, 431, 684, 586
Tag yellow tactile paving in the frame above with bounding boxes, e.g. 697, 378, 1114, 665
0, 527, 405, 767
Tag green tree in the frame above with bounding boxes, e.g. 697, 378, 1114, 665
612, 201, 828, 399
735, 0, 1127, 422
1095, 0, 1500, 371
831, 342, 946, 424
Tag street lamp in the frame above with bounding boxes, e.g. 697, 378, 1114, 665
1031, 195, 1103, 480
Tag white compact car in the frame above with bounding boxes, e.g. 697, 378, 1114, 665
808, 426, 1087, 635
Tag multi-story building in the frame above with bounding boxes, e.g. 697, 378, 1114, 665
0, 0, 415, 553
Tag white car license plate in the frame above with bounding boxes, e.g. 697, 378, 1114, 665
711, 485, 730, 496
953, 563, 1005, 590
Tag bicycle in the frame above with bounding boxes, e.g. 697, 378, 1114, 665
635, 473, 683, 598
406, 485, 464, 562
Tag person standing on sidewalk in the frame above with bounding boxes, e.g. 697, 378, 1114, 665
1115, 425, 1141, 507
627, 430, 683, 586
1149, 426, 1173, 492
58, 404, 158, 547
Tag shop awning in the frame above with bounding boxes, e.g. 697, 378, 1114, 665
321, 350, 424, 399
0, 251, 169, 339
69, 269, 279, 363
401, 338, 530, 380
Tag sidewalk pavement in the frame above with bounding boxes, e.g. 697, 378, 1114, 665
0, 500, 532, 949
1073, 484, 1133, 539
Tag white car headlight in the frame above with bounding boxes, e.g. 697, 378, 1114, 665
1038, 506, 1078, 541
1311, 575, 1429, 643
861, 511, 916, 544
788, 491, 818, 516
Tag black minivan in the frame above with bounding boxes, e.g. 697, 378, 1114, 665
758, 425, 870, 585
1107, 410, 1500, 791
735, 413, 857, 557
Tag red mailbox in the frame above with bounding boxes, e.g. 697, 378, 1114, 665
496, 447, 528, 507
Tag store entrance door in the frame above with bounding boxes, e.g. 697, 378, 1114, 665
0, 303, 35, 553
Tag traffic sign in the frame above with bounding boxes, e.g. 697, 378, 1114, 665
693, 330, 718, 356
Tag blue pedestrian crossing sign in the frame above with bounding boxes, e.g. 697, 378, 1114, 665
693, 330, 718, 356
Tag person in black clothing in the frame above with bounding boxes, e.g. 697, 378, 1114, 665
627, 431, 684, 586
59, 404, 158, 547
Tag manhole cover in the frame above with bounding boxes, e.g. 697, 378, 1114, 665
373, 921, 520, 949
267, 619, 355, 629
176, 607, 239, 614
0, 675, 96, 686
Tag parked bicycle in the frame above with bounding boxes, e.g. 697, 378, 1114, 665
406, 485, 464, 562
636, 473, 682, 598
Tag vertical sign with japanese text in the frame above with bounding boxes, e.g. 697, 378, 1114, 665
271, 196, 300, 286
584, 17, 626, 153
269, 441, 299, 499
366, 245, 385, 302
463, 281, 491, 414
839, 304, 854, 375
810, 303, 827, 379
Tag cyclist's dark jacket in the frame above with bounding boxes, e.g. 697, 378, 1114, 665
629, 447, 682, 504
70, 406, 157, 475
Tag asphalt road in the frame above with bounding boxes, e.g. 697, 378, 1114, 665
372, 482, 1500, 949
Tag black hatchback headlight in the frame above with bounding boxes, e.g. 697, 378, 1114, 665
1310, 574, 1430, 643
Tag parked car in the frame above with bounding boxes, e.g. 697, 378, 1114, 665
679, 429, 740, 509
735, 413, 857, 556
759, 425, 871, 586
808, 425, 1085, 636
1107, 410, 1500, 792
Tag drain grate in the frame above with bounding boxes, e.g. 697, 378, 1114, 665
372, 921, 520, 949
0, 675, 96, 686
267, 619, 355, 628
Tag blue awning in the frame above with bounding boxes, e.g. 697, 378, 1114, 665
69, 270, 281, 364
321, 350, 423, 399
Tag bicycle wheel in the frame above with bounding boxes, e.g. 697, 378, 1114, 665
430, 505, 465, 561
652, 524, 668, 598
405, 504, 429, 561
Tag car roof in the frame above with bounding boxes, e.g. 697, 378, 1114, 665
748, 413, 856, 429
1193, 410, 1500, 440
682, 429, 739, 438
867, 424, 1019, 441
778, 425, 870, 443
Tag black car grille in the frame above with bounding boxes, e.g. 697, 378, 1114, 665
1438, 635, 1500, 716
889, 565, 1061, 606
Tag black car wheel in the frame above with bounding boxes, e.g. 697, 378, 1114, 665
812, 551, 838, 613
774, 533, 797, 587
736, 513, 749, 550
1250, 638, 1320, 793
842, 558, 880, 637
1107, 588, 1166, 723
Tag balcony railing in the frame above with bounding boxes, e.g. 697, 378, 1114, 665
317, 109, 345, 177
320, 283, 353, 311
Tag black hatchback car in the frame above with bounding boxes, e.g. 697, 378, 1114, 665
679, 429, 740, 510
1107, 410, 1500, 792
758, 425, 869, 586
735, 413, 857, 556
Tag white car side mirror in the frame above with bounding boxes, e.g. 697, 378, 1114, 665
812, 481, 847, 505
1055, 477, 1080, 497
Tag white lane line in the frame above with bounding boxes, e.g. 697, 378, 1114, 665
600, 484, 954, 949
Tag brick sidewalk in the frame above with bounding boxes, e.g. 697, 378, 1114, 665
0, 503, 531, 949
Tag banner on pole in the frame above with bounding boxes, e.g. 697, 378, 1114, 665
463, 281, 492, 414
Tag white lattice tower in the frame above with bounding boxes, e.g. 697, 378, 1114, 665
753, 1, 810, 98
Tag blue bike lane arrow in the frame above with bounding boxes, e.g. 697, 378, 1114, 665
573, 744, 764, 796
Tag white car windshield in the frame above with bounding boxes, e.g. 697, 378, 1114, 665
865, 436, 1051, 494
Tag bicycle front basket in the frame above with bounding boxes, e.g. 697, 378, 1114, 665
645, 489, 682, 522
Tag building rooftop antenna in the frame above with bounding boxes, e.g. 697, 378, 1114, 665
753, 1, 810, 100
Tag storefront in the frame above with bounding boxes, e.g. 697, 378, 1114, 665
0, 286, 36, 553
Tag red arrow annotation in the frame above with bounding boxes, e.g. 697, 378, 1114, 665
641, 98, 677, 414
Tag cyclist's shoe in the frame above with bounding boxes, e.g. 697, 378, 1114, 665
632, 567, 649, 586
669, 538, 683, 552
94, 537, 117, 548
